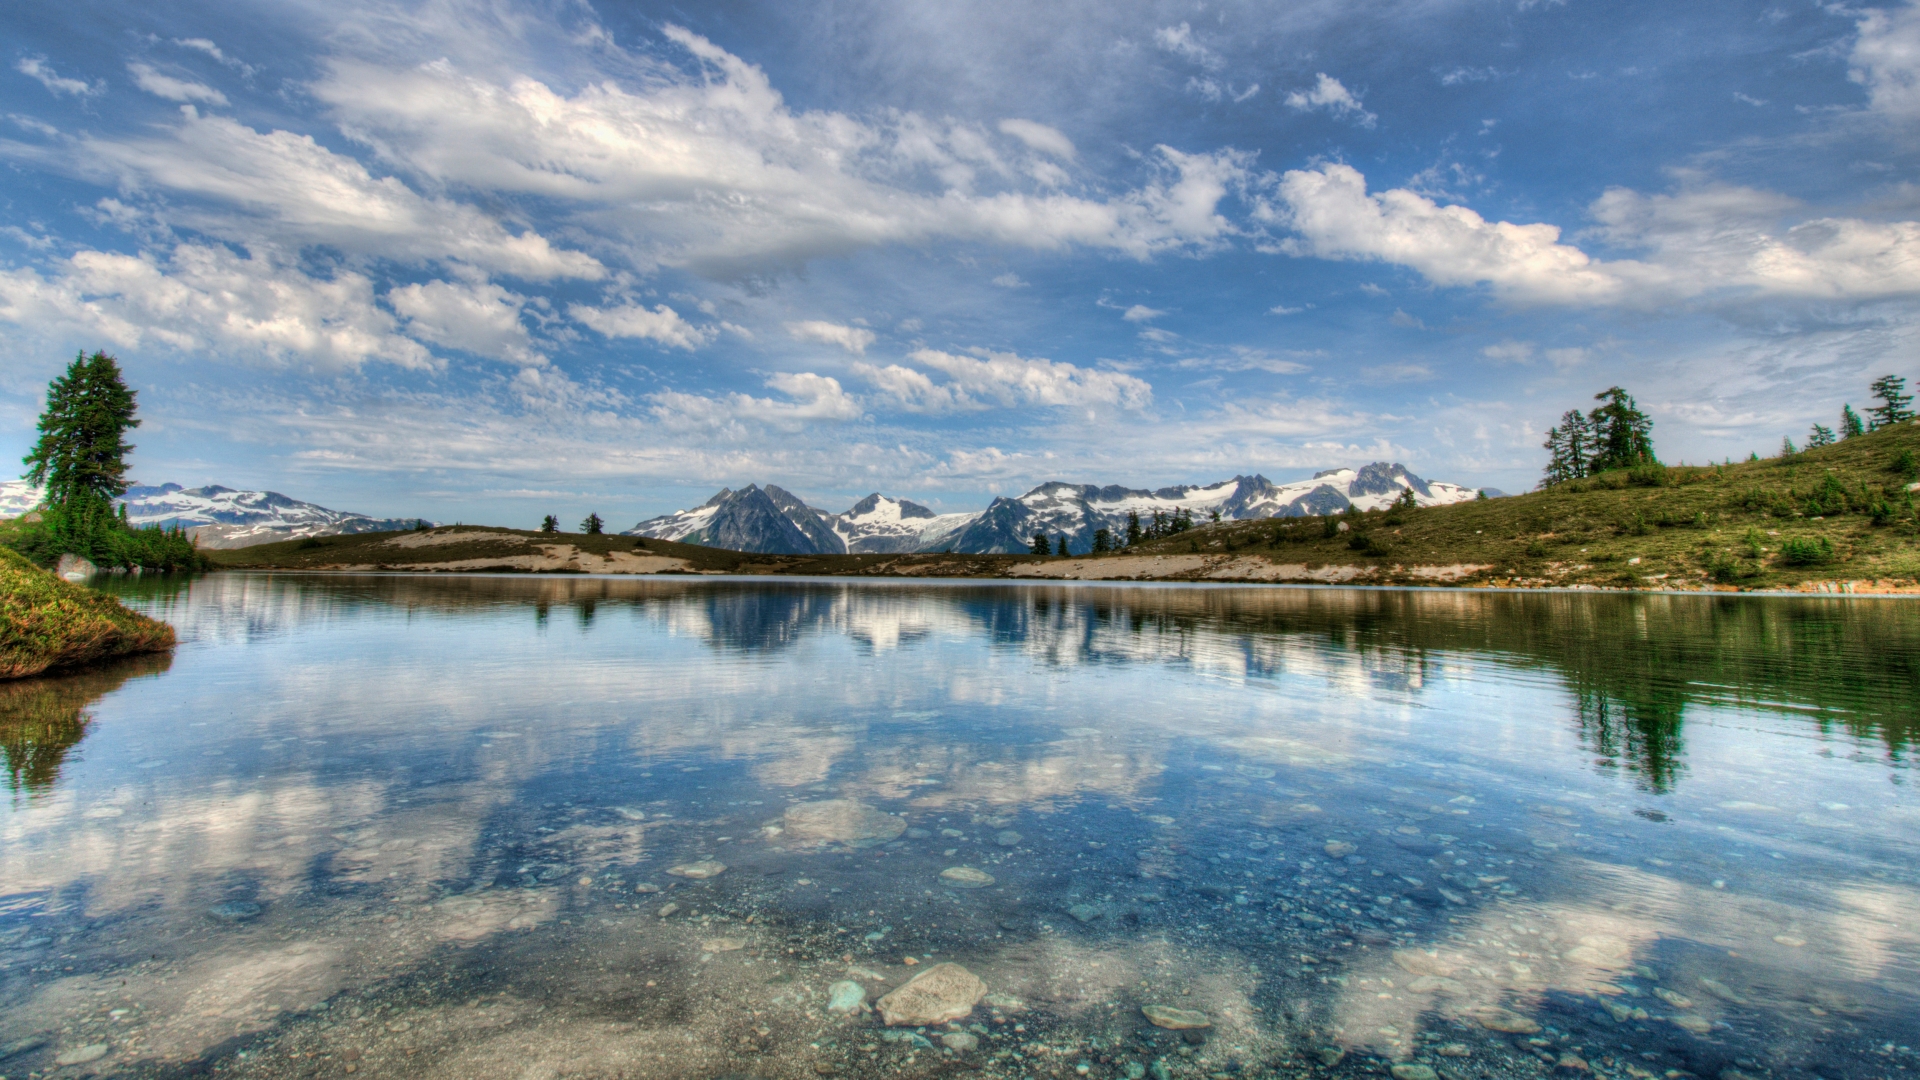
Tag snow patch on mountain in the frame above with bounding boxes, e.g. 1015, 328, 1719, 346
0, 480, 429, 548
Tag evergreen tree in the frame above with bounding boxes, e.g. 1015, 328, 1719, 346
1806, 424, 1836, 449
23, 351, 139, 509
1588, 387, 1655, 471
1125, 510, 1142, 547
540, 514, 559, 534
1841, 404, 1866, 439
1208, 509, 1222, 523
580, 512, 604, 535
1780, 436, 1797, 457
1868, 375, 1914, 429
1030, 532, 1051, 556
1091, 527, 1113, 554
1056, 534, 1069, 555
1542, 408, 1599, 484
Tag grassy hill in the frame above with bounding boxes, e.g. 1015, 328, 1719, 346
213, 421, 1920, 592
0, 547, 177, 679
1127, 418, 1920, 590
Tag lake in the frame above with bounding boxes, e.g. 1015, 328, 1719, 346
1, 574, 1916, 1080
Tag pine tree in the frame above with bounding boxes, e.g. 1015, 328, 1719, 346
1806, 424, 1835, 449
23, 351, 140, 509
1542, 408, 1600, 484
1588, 387, 1655, 471
580, 512, 604, 535
1842, 404, 1866, 438
1030, 532, 1051, 556
1780, 436, 1797, 458
1124, 510, 1142, 547
1056, 534, 1069, 555
540, 514, 559, 534
1091, 527, 1113, 554
1868, 375, 1914, 429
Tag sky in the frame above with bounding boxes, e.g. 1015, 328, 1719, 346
4, 0, 1920, 526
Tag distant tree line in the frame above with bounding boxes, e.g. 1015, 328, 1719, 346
1783, 375, 1911, 457
1541, 387, 1657, 486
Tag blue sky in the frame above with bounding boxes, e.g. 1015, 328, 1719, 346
3, 0, 1919, 525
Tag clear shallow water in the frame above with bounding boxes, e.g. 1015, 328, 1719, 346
1, 574, 1916, 1080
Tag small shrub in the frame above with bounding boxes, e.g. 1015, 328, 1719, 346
1778, 535, 1836, 566
1693, 511, 1710, 529
1321, 516, 1341, 539
1347, 531, 1372, 552
1363, 534, 1394, 557
1627, 463, 1671, 487
1598, 471, 1629, 490
1742, 527, 1767, 559
1894, 447, 1919, 480
1525, 539, 1548, 557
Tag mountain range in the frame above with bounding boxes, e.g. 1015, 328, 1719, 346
0, 481, 428, 549
628, 463, 1496, 556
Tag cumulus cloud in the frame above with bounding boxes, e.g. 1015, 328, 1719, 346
1270, 163, 1920, 307
570, 301, 711, 350
127, 63, 228, 105
389, 279, 542, 366
991, 272, 1028, 288
306, 27, 1250, 273
1121, 304, 1165, 322
0, 243, 432, 370
1153, 23, 1219, 67
786, 320, 877, 354
16, 57, 98, 97
997, 119, 1075, 160
49, 111, 604, 280
1272, 163, 1641, 304
858, 347, 1152, 412
650, 372, 861, 429
1851, 2, 1920, 122
1284, 74, 1377, 127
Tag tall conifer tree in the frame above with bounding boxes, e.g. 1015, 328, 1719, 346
23, 351, 139, 509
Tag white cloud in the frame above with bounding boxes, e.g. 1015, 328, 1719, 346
1121, 304, 1165, 322
1480, 339, 1535, 362
306, 27, 1248, 272
1274, 164, 1920, 307
1284, 74, 1377, 128
861, 347, 1152, 412
52, 111, 604, 280
389, 279, 542, 366
997, 119, 1075, 160
1153, 23, 1219, 68
0, 243, 433, 370
1545, 346, 1590, 368
570, 301, 710, 350
650, 372, 861, 429
1388, 308, 1428, 329
1273, 163, 1638, 304
16, 57, 98, 98
127, 63, 228, 105
990, 272, 1028, 288
786, 320, 876, 354
1851, 2, 1920, 122
1268, 304, 1304, 315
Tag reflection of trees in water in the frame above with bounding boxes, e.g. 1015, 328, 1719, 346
0, 653, 171, 797
150, 574, 1918, 790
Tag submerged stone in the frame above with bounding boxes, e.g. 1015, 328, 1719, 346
995, 830, 1023, 847
1474, 1007, 1541, 1034
876, 963, 986, 1026
1141, 1004, 1210, 1030
208, 901, 263, 922
702, 937, 746, 952
940, 1032, 978, 1051
784, 800, 907, 847
667, 860, 727, 879
826, 980, 867, 1015
1392, 1065, 1438, 1080
55, 1044, 109, 1066
1392, 950, 1456, 977
939, 866, 994, 889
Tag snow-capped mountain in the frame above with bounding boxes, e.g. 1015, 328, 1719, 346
0, 480, 429, 548
627, 463, 1487, 556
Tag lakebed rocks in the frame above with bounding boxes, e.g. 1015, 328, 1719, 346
666, 860, 727, 880
784, 800, 907, 848
1141, 1005, 1210, 1030
875, 963, 986, 1026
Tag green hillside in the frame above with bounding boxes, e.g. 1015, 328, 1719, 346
1132, 419, 1920, 590
0, 547, 177, 679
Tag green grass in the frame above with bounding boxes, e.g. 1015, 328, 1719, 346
0, 547, 177, 679
1130, 420, 1920, 590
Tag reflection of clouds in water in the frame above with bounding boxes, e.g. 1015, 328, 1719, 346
11, 574, 1908, 1076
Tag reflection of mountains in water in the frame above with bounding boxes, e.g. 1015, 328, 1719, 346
1, 653, 173, 796
133, 575, 1918, 792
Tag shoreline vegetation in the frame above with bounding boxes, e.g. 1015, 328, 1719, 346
0, 548, 176, 680
212, 420, 1920, 594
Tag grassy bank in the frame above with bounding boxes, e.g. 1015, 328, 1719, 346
0, 547, 177, 679
213, 422, 1920, 592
